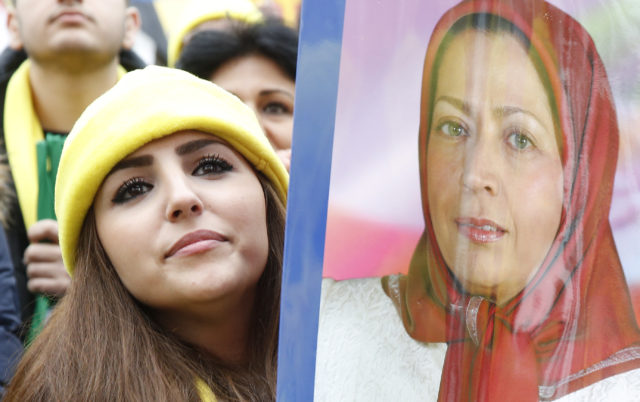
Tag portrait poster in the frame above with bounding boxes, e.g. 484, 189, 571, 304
278, 0, 640, 401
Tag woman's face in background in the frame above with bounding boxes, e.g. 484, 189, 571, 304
426, 30, 563, 305
210, 54, 295, 155
93, 131, 268, 323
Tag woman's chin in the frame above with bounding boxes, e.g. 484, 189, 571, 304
457, 276, 525, 306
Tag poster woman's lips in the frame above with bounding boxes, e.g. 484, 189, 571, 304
165, 230, 227, 258
455, 217, 506, 243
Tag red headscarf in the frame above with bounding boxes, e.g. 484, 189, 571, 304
383, 0, 640, 400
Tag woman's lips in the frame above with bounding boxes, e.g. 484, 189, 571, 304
165, 230, 227, 258
456, 217, 506, 243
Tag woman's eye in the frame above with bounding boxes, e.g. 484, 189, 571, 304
507, 131, 534, 150
193, 155, 233, 176
262, 102, 291, 115
438, 121, 467, 137
112, 178, 152, 204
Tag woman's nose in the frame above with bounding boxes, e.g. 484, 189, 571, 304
461, 137, 500, 196
246, 103, 290, 152
164, 176, 204, 222
259, 120, 288, 151
247, 104, 277, 146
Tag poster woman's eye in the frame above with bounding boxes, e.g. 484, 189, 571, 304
112, 178, 152, 203
438, 121, 467, 137
507, 131, 534, 151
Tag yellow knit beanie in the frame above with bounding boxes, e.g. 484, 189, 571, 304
167, 0, 263, 67
55, 66, 288, 274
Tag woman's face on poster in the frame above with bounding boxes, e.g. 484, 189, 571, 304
427, 30, 563, 305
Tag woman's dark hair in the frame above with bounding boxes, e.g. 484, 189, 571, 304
176, 19, 298, 82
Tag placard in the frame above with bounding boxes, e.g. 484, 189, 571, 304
279, 0, 640, 400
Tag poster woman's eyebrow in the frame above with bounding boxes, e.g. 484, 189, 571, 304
435, 95, 471, 114
175, 138, 218, 155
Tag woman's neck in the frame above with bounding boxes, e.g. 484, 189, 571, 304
152, 290, 257, 366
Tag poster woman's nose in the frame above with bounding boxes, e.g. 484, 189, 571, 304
461, 137, 500, 196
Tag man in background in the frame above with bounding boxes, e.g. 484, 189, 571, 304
0, 0, 143, 338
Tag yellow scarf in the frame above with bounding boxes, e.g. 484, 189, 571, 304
195, 378, 217, 402
4, 60, 125, 229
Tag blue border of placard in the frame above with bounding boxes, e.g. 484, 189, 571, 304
275, 0, 346, 400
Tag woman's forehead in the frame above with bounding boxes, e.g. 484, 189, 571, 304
127, 130, 229, 157
434, 32, 546, 112
430, 29, 562, 155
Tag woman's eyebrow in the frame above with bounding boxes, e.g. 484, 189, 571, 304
175, 138, 218, 155
259, 89, 294, 99
435, 96, 548, 129
109, 155, 154, 175
493, 105, 547, 128
434, 95, 471, 114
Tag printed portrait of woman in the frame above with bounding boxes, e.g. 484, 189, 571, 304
387, 0, 640, 400
314, 0, 640, 401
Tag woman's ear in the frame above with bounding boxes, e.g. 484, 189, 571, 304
121, 6, 142, 50
6, 5, 24, 51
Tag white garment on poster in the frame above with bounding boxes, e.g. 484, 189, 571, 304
316, 278, 640, 401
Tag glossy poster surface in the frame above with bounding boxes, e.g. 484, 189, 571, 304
324, 0, 640, 286
281, 0, 640, 400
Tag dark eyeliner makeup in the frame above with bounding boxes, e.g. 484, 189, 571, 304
192, 154, 233, 176
112, 177, 152, 204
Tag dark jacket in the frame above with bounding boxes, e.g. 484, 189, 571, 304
0, 226, 22, 396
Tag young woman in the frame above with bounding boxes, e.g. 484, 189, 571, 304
4, 66, 288, 401
176, 20, 297, 170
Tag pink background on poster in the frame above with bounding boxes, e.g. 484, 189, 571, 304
322, 0, 640, 314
